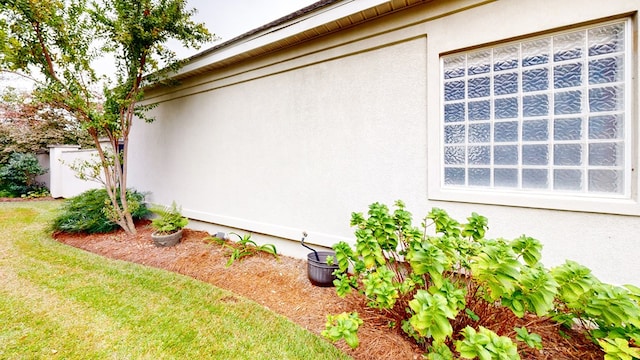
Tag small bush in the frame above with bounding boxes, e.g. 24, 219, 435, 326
51, 188, 150, 234
324, 201, 640, 358
0, 152, 46, 196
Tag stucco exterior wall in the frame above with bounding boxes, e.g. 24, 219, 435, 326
130, 0, 639, 285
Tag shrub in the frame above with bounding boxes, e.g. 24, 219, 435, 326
51, 188, 150, 234
0, 152, 46, 197
323, 201, 640, 358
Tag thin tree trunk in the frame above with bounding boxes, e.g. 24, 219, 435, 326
91, 132, 137, 235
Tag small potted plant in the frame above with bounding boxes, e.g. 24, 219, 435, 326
150, 201, 189, 247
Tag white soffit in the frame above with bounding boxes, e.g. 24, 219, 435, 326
173, 0, 406, 78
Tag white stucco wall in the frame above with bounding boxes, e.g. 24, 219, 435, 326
130, 0, 640, 285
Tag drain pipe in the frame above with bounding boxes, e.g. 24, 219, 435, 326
300, 231, 319, 261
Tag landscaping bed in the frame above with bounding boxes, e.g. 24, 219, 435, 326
53, 220, 603, 359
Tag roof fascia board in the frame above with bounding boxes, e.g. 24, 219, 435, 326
174, 0, 390, 76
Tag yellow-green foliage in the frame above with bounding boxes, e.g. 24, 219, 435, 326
326, 200, 640, 358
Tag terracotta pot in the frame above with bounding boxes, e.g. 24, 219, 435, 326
151, 229, 183, 247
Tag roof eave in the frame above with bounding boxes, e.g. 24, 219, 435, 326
165, 0, 401, 81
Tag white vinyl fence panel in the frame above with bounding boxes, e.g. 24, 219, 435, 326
48, 145, 104, 198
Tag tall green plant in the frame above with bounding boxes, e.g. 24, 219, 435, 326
324, 201, 640, 358
0, 0, 211, 234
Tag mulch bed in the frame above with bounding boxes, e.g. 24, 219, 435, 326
50, 220, 604, 359
53, 222, 423, 359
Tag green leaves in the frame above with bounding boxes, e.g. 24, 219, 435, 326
217, 233, 278, 267
333, 272, 357, 298
510, 235, 542, 267
598, 338, 640, 360
333, 241, 353, 273
505, 265, 558, 317
552, 260, 640, 355
514, 326, 543, 350
406, 240, 447, 288
462, 212, 488, 241
150, 201, 188, 234
51, 188, 149, 234
328, 200, 640, 358
551, 260, 598, 306
362, 265, 399, 309
322, 312, 363, 349
408, 290, 458, 342
427, 341, 454, 360
455, 326, 520, 360
427, 208, 461, 238
585, 283, 640, 330
470, 241, 521, 301
0, 152, 46, 196
354, 228, 385, 269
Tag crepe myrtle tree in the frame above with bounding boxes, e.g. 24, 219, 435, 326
0, 0, 211, 234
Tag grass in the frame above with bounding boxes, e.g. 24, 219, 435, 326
0, 201, 351, 360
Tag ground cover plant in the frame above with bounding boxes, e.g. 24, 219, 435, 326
324, 201, 640, 359
0, 201, 349, 359
50, 188, 150, 234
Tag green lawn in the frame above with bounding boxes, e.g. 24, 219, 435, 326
0, 201, 350, 360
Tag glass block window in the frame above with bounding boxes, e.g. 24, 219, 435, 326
441, 21, 628, 196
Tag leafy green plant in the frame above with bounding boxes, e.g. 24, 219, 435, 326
455, 326, 520, 359
426, 341, 454, 360
207, 232, 278, 267
598, 338, 640, 360
51, 188, 149, 234
325, 200, 640, 358
0, 152, 46, 197
326, 255, 335, 266
407, 289, 458, 342
514, 326, 543, 350
150, 202, 188, 235
321, 312, 363, 349
551, 260, 640, 349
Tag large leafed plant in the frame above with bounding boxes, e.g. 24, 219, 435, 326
324, 201, 640, 359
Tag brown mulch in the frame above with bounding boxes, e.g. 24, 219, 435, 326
52, 220, 603, 359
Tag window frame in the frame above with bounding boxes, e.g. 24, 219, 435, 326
429, 18, 638, 215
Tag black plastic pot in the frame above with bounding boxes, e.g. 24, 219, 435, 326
307, 251, 339, 287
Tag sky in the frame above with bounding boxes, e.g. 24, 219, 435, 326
168, 0, 319, 59
1, 0, 319, 91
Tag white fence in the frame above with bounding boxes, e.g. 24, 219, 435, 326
46, 145, 104, 198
